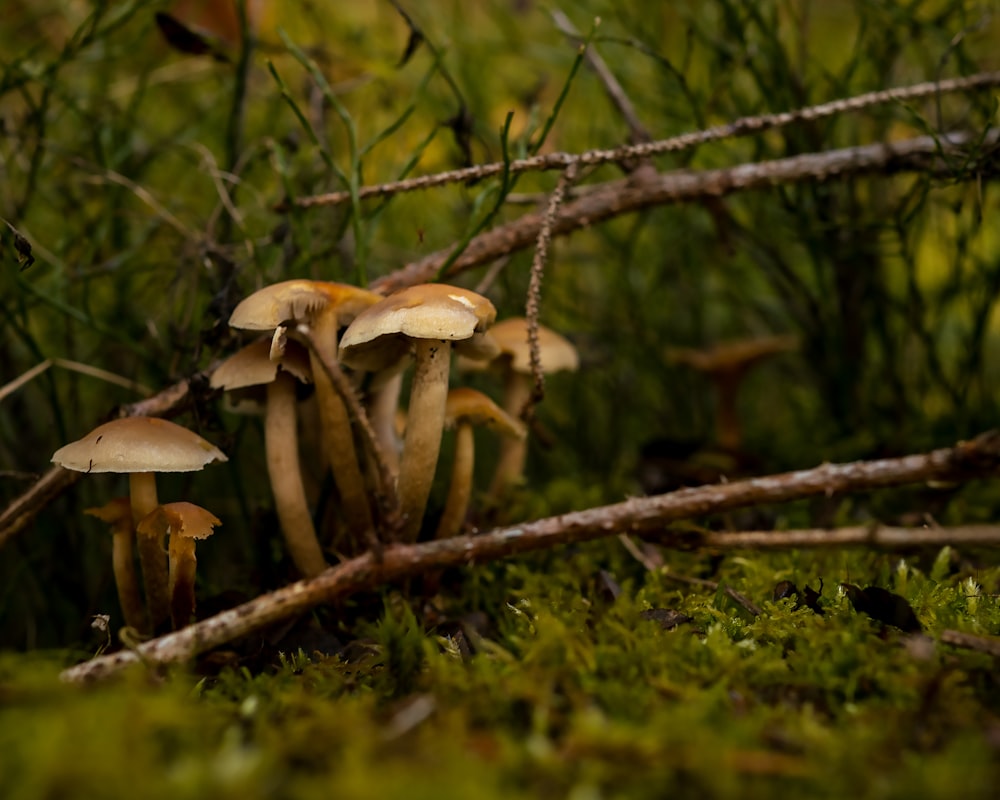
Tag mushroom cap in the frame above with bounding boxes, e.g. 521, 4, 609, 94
445, 388, 527, 439
228, 279, 382, 331
210, 338, 312, 391
51, 417, 228, 474
137, 501, 221, 541
339, 283, 497, 372
460, 317, 578, 374
84, 496, 133, 525
665, 334, 799, 375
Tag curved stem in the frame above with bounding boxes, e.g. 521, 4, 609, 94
398, 339, 451, 542
436, 422, 474, 539
266, 374, 327, 576
308, 312, 375, 545
108, 517, 147, 632
488, 373, 532, 497
129, 472, 169, 634
167, 536, 197, 630
368, 368, 404, 480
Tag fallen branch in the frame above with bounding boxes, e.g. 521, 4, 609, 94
60, 430, 1000, 683
643, 524, 1000, 550
291, 71, 1000, 209
371, 129, 1000, 294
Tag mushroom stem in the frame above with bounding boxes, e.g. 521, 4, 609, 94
435, 422, 474, 539
109, 516, 147, 633
266, 373, 327, 577
368, 369, 404, 479
489, 374, 533, 497
129, 472, 170, 634
713, 370, 745, 452
398, 339, 451, 542
168, 535, 198, 630
308, 312, 375, 544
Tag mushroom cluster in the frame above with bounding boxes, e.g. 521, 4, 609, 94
52, 275, 581, 639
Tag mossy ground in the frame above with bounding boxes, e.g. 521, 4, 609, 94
3, 544, 999, 799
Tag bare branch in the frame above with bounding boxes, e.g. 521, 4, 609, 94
291, 71, 1000, 209
60, 430, 1000, 683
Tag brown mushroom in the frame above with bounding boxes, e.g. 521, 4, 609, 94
462, 318, 578, 497
229, 280, 381, 542
137, 502, 221, 630
666, 335, 799, 452
51, 417, 227, 633
339, 284, 496, 541
436, 388, 526, 539
211, 338, 326, 577
84, 497, 146, 633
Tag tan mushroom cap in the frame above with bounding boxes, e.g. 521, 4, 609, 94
137, 502, 221, 541
665, 335, 799, 374
211, 338, 312, 391
51, 417, 228, 474
84, 496, 133, 525
339, 284, 497, 372
461, 318, 579, 373
445, 388, 527, 439
228, 279, 382, 331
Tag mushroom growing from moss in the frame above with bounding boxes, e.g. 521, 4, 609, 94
666, 335, 799, 452
339, 283, 496, 542
229, 280, 381, 544
137, 502, 221, 630
51, 417, 227, 633
461, 317, 578, 497
436, 388, 526, 540
84, 497, 146, 633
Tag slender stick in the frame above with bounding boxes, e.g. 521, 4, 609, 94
59, 430, 1000, 683
291, 72, 1000, 209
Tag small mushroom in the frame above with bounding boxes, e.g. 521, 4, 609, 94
339, 284, 497, 541
666, 335, 799, 452
229, 280, 381, 542
436, 388, 526, 539
51, 417, 227, 633
459, 318, 578, 497
212, 338, 325, 577
137, 502, 221, 630
84, 497, 146, 633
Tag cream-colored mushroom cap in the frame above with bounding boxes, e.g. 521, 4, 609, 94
137, 502, 221, 541
51, 417, 228, 474
211, 338, 312, 391
445, 388, 527, 439
489, 318, 579, 374
339, 284, 497, 371
229, 279, 382, 331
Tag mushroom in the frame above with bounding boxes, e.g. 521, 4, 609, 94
436, 388, 526, 539
136, 502, 221, 630
84, 497, 146, 633
460, 318, 578, 497
228, 279, 381, 543
339, 283, 497, 542
51, 417, 227, 634
211, 338, 326, 576
665, 334, 799, 452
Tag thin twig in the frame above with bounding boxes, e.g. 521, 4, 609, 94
0, 360, 52, 403
291, 71, 1000, 209
295, 325, 401, 543
371, 129, 1000, 294
523, 162, 578, 422
59, 430, 1000, 683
